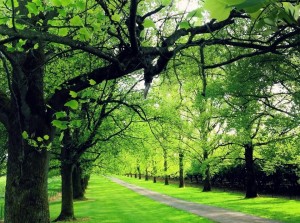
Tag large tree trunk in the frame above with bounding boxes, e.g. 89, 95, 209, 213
5, 47, 51, 223
73, 164, 85, 200
178, 151, 184, 188
244, 142, 258, 198
5, 132, 50, 223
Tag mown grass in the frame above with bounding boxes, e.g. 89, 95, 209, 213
49, 176, 213, 223
0, 177, 5, 220
117, 176, 300, 223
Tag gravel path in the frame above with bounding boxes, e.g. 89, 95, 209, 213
108, 177, 281, 223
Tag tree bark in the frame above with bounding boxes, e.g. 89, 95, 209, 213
163, 148, 169, 185
82, 175, 90, 191
55, 161, 75, 221
5, 133, 50, 223
72, 164, 85, 200
202, 167, 211, 192
244, 142, 258, 198
202, 150, 211, 192
55, 129, 76, 221
137, 165, 141, 179
152, 160, 157, 183
4, 48, 51, 223
178, 151, 185, 188
153, 176, 157, 183
145, 167, 149, 181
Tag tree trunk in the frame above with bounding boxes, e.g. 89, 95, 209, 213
82, 175, 90, 191
244, 142, 258, 198
5, 48, 51, 223
202, 150, 211, 192
178, 151, 184, 188
55, 161, 75, 221
145, 168, 149, 181
153, 176, 157, 183
163, 148, 169, 185
5, 133, 50, 223
137, 165, 141, 179
55, 129, 76, 221
152, 160, 157, 183
73, 164, 85, 200
202, 167, 211, 192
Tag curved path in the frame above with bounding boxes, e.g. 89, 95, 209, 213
108, 177, 281, 223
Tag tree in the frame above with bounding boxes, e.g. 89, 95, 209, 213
219, 55, 299, 198
54, 79, 145, 221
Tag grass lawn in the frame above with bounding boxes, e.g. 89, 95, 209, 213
117, 176, 300, 223
49, 176, 213, 222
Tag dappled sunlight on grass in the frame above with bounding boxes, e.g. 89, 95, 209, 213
118, 176, 300, 223
50, 176, 213, 223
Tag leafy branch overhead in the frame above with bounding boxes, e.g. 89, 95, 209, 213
0, 0, 298, 127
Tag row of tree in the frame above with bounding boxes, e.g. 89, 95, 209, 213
111, 52, 299, 198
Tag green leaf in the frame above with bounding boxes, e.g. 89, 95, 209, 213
179, 21, 190, 29
54, 111, 67, 119
70, 120, 82, 128
233, 0, 270, 13
111, 14, 121, 22
187, 8, 203, 19
22, 131, 28, 139
61, 0, 71, 7
33, 43, 39, 49
26, 2, 39, 15
143, 19, 156, 28
76, 0, 86, 10
69, 90, 78, 98
58, 9, 67, 17
70, 15, 84, 27
32, 0, 42, 6
249, 10, 262, 19
264, 17, 275, 26
262, 29, 274, 36
43, 135, 50, 140
204, 0, 231, 21
89, 79, 96, 86
59, 132, 64, 141
64, 100, 79, 109
78, 27, 92, 40
161, 0, 171, 6
59, 28, 68, 36
52, 120, 68, 130
37, 137, 43, 142
51, 0, 62, 7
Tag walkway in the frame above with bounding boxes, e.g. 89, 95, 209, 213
108, 177, 281, 223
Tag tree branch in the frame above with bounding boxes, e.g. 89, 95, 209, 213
129, 0, 139, 53
0, 26, 118, 63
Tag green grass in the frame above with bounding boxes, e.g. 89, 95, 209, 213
48, 176, 61, 199
49, 176, 213, 222
117, 176, 300, 223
